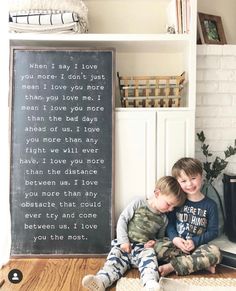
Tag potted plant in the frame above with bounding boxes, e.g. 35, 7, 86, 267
197, 130, 236, 232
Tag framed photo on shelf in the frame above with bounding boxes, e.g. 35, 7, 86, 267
197, 12, 226, 44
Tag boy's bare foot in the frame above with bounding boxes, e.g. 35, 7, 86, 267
206, 265, 216, 274
82, 275, 105, 291
158, 263, 174, 276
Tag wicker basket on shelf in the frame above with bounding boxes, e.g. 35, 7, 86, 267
117, 72, 185, 108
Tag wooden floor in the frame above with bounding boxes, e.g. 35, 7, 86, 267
1, 258, 236, 290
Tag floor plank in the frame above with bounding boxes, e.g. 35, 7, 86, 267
0, 258, 236, 290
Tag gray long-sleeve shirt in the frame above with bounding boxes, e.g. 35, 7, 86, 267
116, 198, 168, 245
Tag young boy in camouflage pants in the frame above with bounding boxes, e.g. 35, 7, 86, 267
154, 158, 222, 276
82, 176, 186, 291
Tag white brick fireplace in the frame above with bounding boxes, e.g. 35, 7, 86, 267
196, 45, 236, 260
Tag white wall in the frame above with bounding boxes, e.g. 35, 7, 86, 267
196, 45, 236, 196
198, 0, 236, 44
84, 0, 167, 34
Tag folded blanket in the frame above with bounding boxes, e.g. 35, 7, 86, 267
9, 0, 88, 21
9, 0, 88, 33
10, 11, 80, 25
9, 22, 81, 33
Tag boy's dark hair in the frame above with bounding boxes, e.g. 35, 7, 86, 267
172, 157, 203, 178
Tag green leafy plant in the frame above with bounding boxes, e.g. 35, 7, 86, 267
197, 131, 236, 183
197, 131, 236, 229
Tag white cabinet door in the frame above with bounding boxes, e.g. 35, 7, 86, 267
156, 110, 195, 177
115, 111, 156, 219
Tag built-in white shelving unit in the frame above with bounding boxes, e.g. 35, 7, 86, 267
8, 0, 197, 219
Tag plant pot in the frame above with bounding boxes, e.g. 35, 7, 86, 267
201, 182, 225, 235
223, 174, 236, 242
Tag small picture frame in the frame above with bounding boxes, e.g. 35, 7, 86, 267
197, 12, 226, 44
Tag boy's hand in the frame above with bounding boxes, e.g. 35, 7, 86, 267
184, 239, 195, 251
120, 242, 132, 253
173, 237, 190, 254
144, 240, 156, 248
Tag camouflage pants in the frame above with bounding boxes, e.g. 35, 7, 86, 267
96, 241, 159, 288
154, 237, 222, 276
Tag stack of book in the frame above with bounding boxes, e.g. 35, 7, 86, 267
167, 0, 191, 34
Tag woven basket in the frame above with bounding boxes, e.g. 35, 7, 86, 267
117, 72, 185, 108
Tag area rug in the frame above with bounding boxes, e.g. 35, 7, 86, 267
116, 277, 236, 291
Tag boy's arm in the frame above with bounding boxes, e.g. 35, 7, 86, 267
166, 210, 191, 253
156, 215, 168, 238
191, 200, 218, 247
116, 198, 143, 244
166, 209, 179, 240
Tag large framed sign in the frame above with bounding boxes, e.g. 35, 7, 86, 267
10, 47, 115, 256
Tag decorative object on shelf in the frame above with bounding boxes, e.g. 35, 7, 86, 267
166, 25, 176, 34
197, 130, 236, 233
117, 72, 185, 108
197, 12, 226, 44
9, 0, 88, 33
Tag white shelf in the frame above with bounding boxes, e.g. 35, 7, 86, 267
9, 33, 190, 53
8, 0, 196, 109
115, 107, 192, 112
9, 33, 191, 41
